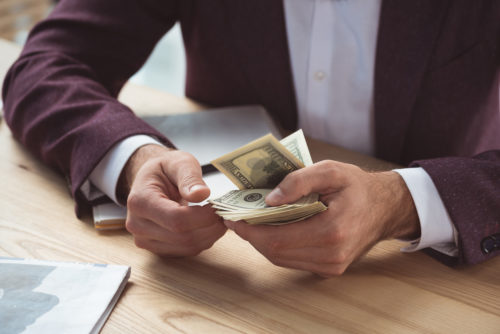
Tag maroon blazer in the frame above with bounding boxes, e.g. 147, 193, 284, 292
3, 0, 500, 265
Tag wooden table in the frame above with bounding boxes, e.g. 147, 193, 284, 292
1, 38, 499, 334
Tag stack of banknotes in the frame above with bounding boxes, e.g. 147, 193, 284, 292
209, 130, 327, 225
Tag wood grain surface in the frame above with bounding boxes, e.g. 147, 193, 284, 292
1, 38, 499, 334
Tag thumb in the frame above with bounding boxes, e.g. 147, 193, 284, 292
265, 161, 348, 206
264, 172, 313, 206
167, 152, 210, 203
265, 182, 302, 206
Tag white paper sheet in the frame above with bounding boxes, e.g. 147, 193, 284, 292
0, 257, 130, 334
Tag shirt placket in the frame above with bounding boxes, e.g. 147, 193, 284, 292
304, 0, 334, 140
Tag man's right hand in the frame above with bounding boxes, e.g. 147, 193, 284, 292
118, 144, 227, 256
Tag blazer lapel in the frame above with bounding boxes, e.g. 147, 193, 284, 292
374, 0, 450, 162
223, 0, 451, 161
223, 0, 298, 130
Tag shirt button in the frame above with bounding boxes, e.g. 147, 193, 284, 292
314, 71, 326, 81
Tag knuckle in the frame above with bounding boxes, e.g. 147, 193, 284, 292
178, 150, 197, 161
318, 266, 346, 278
125, 218, 140, 235
181, 173, 202, 187
133, 237, 149, 250
265, 239, 283, 260
333, 266, 348, 276
330, 251, 349, 265
325, 229, 346, 244
183, 247, 204, 257
322, 160, 339, 175
232, 223, 248, 240
171, 151, 198, 168
201, 227, 226, 248
202, 238, 219, 250
317, 159, 334, 169
268, 257, 286, 267
279, 173, 307, 197
168, 219, 189, 234
176, 232, 196, 247
127, 191, 145, 213
288, 172, 305, 189
318, 160, 345, 177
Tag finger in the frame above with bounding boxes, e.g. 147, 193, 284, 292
128, 191, 221, 233
134, 237, 204, 257
225, 215, 329, 250
134, 220, 226, 256
159, 205, 222, 233
126, 215, 195, 242
226, 220, 348, 276
125, 215, 163, 239
164, 151, 210, 203
265, 161, 350, 206
145, 216, 227, 246
189, 221, 228, 249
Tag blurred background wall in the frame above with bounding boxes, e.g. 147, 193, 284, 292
0, 0, 186, 96
0, 0, 52, 41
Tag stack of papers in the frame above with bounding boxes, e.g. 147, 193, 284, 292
0, 257, 130, 334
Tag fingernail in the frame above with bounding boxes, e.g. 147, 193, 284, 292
224, 220, 235, 230
189, 184, 206, 193
266, 187, 285, 204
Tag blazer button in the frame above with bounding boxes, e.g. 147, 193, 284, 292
481, 234, 500, 254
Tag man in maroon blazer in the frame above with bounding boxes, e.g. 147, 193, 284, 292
3, 0, 500, 276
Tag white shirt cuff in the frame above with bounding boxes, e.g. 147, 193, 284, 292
83, 135, 163, 205
393, 167, 459, 257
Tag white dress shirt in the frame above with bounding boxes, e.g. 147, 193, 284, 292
82, 0, 458, 257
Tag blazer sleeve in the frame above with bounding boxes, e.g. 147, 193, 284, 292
2, 0, 178, 216
413, 150, 500, 266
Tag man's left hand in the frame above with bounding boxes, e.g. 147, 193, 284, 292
223, 160, 420, 277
